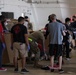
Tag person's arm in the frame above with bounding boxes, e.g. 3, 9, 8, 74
44, 23, 50, 39
24, 33, 30, 51
0, 32, 6, 49
23, 26, 30, 47
24, 34, 29, 46
67, 30, 73, 35
61, 24, 66, 36
62, 30, 66, 36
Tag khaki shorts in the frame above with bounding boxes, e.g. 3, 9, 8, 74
13, 42, 28, 58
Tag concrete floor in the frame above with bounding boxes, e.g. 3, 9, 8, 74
0, 50, 76, 75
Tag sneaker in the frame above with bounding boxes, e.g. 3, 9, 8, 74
21, 69, 29, 74
0, 68, 7, 71
41, 66, 50, 70
14, 68, 18, 72
66, 58, 71, 60
59, 69, 64, 74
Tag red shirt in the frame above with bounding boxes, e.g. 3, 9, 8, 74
0, 23, 4, 42
0, 23, 3, 33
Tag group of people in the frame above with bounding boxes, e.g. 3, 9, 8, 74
0, 15, 45, 73
0, 13, 76, 74
43, 14, 76, 73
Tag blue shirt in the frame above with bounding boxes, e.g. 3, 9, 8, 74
48, 21, 64, 44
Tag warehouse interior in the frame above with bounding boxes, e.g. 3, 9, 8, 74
0, 0, 76, 75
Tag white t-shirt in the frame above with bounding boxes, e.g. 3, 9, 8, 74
24, 21, 28, 29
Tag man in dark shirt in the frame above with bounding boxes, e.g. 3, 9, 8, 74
70, 16, 76, 48
11, 17, 30, 73
63, 18, 71, 60
44, 15, 52, 39
71, 16, 76, 28
24, 16, 33, 33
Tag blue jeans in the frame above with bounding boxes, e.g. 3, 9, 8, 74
0, 42, 3, 68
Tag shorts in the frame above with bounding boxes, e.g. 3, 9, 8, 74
13, 42, 28, 58
49, 44, 62, 56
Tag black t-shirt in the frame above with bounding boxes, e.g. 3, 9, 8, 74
63, 24, 70, 42
65, 24, 70, 30
44, 23, 50, 39
11, 24, 27, 43
71, 21, 76, 28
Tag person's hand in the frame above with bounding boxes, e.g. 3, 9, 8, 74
2, 43, 6, 49
27, 45, 30, 51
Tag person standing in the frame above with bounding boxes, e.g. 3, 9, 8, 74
24, 16, 33, 33
11, 16, 30, 73
70, 16, 76, 48
48, 14, 65, 73
63, 18, 72, 60
44, 15, 52, 39
0, 15, 7, 71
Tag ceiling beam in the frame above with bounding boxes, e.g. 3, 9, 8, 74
27, 0, 32, 3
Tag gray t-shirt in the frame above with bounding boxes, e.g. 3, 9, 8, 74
48, 21, 64, 44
